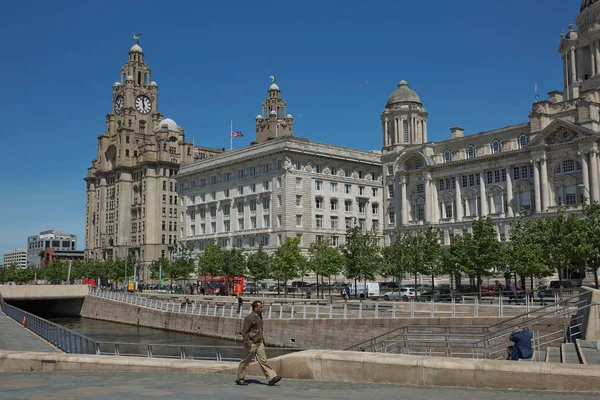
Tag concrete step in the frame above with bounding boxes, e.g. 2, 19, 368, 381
545, 346, 561, 363
561, 343, 581, 364
576, 339, 600, 365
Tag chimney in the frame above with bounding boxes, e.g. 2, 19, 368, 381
548, 91, 564, 103
450, 126, 464, 139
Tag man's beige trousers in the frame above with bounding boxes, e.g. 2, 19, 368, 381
237, 343, 277, 381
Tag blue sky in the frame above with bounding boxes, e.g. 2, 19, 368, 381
0, 0, 577, 257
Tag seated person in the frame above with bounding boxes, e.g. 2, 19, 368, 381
507, 326, 533, 360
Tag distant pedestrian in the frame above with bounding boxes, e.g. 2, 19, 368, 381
236, 300, 281, 387
343, 285, 351, 300
237, 295, 244, 312
537, 282, 547, 306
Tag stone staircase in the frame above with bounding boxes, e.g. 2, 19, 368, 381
542, 340, 600, 364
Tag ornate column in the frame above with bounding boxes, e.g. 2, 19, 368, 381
455, 174, 463, 221
595, 41, 600, 76
591, 150, 600, 202
533, 160, 541, 213
422, 120, 428, 142
505, 166, 514, 217
384, 119, 389, 146
401, 177, 408, 226
394, 119, 399, 144
424, 178, 431, 222
580, 150, 590, 201
591, 43, 597, 77
479, 172, 487, 216
432, 182, 439, 222
540, 156, 549, 211
571, 47, 577, 83
564, 53, 569, 93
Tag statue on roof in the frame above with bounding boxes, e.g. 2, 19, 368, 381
269, 74, 277, 84
133, 33, 142, 45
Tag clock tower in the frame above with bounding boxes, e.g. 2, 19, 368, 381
84, 36, 223, 275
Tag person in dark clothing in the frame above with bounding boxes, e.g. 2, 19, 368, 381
507, 326, 533, 360
237, 295, 243, 312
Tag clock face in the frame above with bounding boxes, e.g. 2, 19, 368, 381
135, 95, 152, 115
114, 96, 124, 115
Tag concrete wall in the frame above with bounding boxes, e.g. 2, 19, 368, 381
81, 296, 551, 350
581, 287, 600, 340
0, 285, 89, 300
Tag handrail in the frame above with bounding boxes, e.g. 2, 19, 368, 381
0, 300, 300, 361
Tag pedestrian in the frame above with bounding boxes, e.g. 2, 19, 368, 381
237, 295, 244, 312
507, 326, 533, 360
537, 282, 547, 306
343, 284, 351, 300
236, 300, 281, 386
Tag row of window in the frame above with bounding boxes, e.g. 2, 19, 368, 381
190, 181, 270, 204
190, 215, 271, 235
442, 134, 529, 163
315, 198, 378, 214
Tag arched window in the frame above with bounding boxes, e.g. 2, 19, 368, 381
403, 120, 409, 143
466, 145, 475, 159
555, 159, 582, 174
491, 139, 500, 154
443, 149, 452, 163
518, 134, 528, 149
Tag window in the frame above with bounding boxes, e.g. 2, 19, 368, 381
199, 209, 206, 219
416, 184, 425, 194
345, 200, 352, 212
416, 204, 425, 221
277, 215, 282, 227
491, 139, 500, 154
315, 181, 322, 190
372, 203, 379, 215
238, 186, 244, 195
296, 177, 302, 187
330, 167, 337, 175
388, 184, 394, 198
237, 202, 243, 214
223, 204, 230, 216
210, 207, 216, 218
403, 120, 409, 143
330, 216, 338, 229
263, 215, 270, 228
345, 184, 351, 194
238, 218, 244, 230
513, 167, 521, 180
315, 215, 323, 228
443, 150, 452, 163
344, 168, 351, 177
251, 216, 257, 229
466, 145, 475, 159
316, 164, 322, 173
359, 186, 365, 195
330, 183, 337, 192
211, 222, 216, 233
331, 236, 339, 246
211, 191, 216, 200
358, 201, 366, 213
345, 217, 353, 229
315, 197, 323, 209
518, 134, 528, 149
169, 182, 174, 191
224, 188, 230, 198
163, 181, 167, 191
201, 223, 206, 234
296, 195, 302, 207
249, 200, 256, 211
358, 218, 366, 231
296, 215, 303, 226
263, 181, 269, 190
263, 198, 270, 210
387, 165, 394, 176
250, 183, 256, 193
445, 202, 453, 219
330, 199, 338, 211
224, 220, 230, 232
371, 188, 378, 197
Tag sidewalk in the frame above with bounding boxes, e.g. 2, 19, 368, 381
0, 371, 597, 400
0, 312, 57, 353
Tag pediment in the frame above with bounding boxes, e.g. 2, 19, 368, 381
528, 119, 598, 147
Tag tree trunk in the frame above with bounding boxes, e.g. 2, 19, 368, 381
277, 277, 280, 296
431, 273, 435, 291
477, 274, 481, 299
328, 276, 331, 296
284, 278, 287, 298
354, 277, 358, 298
594, 267, 599, 289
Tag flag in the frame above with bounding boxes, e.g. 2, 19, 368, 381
194, 147, 202, 153
276, 120, 281, 126
231, 131, 243, 138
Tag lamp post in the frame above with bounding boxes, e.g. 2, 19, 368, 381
124, 241, 128, 289
578, 184, 591, 204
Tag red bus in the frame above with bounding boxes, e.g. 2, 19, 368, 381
197, 274, 244, 295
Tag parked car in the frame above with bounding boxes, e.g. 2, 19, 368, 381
418, 288, 461, 302
383, 287, 415, 301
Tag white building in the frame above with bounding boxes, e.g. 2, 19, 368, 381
176, 83, 383, 254
27, 230, 76, 267
3, 249, 27, 269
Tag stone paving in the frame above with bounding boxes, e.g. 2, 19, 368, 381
0, 312, 57, 353
0, 372, 597, 400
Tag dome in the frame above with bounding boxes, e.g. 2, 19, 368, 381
157, 118, 179, 131
286, 114, 293, 118
269, 83, 280, 91
113, 82, 121, 87
269, 110, 277, 115
256, 114, 263, 119
130, 44, 143, 53
386, 80, 421, 106
581, 0, 600, 11
150, 81, 158, 87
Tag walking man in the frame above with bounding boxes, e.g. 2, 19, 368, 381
236, 300, 281, 386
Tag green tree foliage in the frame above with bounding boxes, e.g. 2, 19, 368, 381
196, 244, 223, 278
308, 237, 343, 297
272, 237, 304, 296
245, 246, 272, 289
222, 248, 246, 295
461, 216, 503, 293
381, 229, 410, 284
574, 202, 600, 288
536, 208, 580, 282
342, 224, 382, 297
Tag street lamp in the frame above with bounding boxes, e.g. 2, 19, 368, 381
578, 184, 590, 203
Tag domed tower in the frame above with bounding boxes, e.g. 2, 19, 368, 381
380, 80, 429, 149
560, 1, 600, 100
255, 78, 293, 143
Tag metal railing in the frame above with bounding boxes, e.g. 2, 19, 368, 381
0, 300, 298, 361
345, 292, 595, 360
89, 288, 566, 319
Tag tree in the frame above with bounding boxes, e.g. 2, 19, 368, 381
461, 216, 503, 294
342, 224, 382, 298
246, 246, 272, 291
222, 248, 246, 295
574, 202, 600, 288
536, 208, 580, 282
40, 260, 68, 282
308, 237, 343, 298
382, 229, 410, 286
272, 237, 304, 297
196, 244, 223, 278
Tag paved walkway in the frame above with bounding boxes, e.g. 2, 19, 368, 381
0, 372, 597, 399
0, 312, 57, 353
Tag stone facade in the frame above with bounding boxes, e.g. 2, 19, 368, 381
382, 2, 600, 252
26, 230, 76, 267
83, 40, 223, 274
177, 89, 383, 254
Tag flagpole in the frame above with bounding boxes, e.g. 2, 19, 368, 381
230, 120, 233, 151
276, 120, 278, 138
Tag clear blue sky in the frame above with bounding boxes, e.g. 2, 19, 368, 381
0, 0, 576, 257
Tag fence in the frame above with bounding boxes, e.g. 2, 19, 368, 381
90, 287, 566, 319
0, 298, 296, 361
344, 292, 594, 360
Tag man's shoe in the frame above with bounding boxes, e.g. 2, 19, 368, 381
235, 379, 248, 386
267, 376, 282, 386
